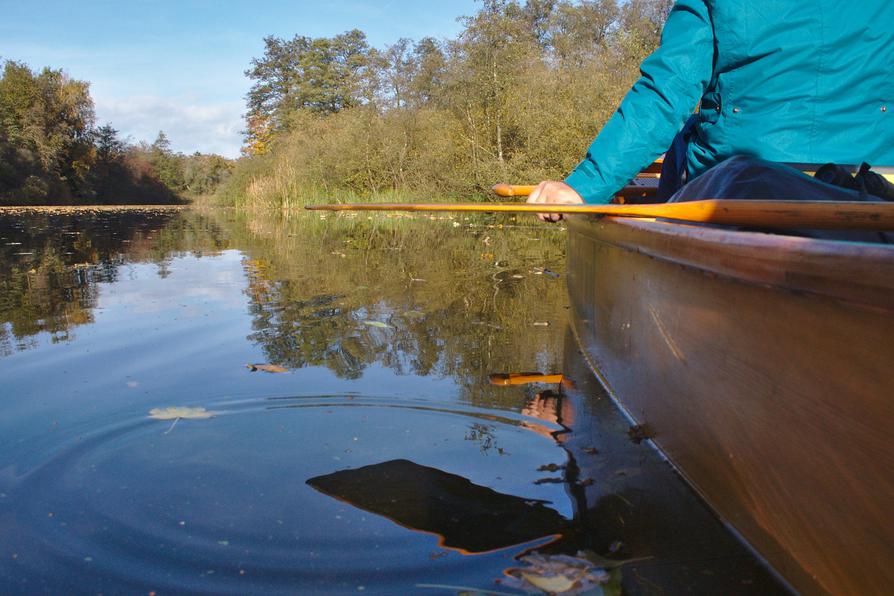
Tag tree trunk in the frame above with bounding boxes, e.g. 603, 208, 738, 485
492, 57, 504, 165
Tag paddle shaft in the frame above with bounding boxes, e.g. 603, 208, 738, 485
306, 199, 894, 230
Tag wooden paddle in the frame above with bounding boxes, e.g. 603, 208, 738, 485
306, 197, 894, 230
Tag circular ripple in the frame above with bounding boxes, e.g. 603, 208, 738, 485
1, 395, 571, 594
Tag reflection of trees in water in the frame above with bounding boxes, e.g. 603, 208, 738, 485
1, 242, 100, 349
0, 208, 569, 409
227, 210, 569, 396
0, 210, 228, 354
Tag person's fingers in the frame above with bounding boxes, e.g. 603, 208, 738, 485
527, 181, 545, 204
531, 182, 547, 221
530, 181, 574, 223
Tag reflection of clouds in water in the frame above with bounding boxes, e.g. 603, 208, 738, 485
101, 256, 249, 315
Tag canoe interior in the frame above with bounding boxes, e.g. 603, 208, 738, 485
567, 216, 894, 595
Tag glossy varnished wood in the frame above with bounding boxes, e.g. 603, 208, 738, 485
566, 216, 894, 595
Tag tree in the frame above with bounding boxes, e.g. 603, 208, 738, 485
149, 131, 185, 192
450, 0, 540, 177
225, 0, 669, 207
94, 124, 125, 163
90, 124, 125, 198
0, 60, 95, 202
183, 153, 234, 196
524, 0, 559, 48
408, 38, 447, 107
244, 29, 373, 145
550, 0, 620, 64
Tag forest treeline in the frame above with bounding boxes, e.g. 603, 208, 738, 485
0, 60, 232, 205
1, 0, 670, 207
217, 0, 671, 208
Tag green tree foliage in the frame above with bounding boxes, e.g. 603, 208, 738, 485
149, 131, 186, 191
244, 29, 373, 152
183, 153, 234, 196
223, 0, 671, 208
0, 60, 233, 205
0, 61, 95, 201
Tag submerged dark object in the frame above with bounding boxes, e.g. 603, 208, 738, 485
307, 459, 567, 554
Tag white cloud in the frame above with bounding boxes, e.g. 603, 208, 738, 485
95, 95, 245, 158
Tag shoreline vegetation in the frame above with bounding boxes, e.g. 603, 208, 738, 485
1, 0, 668, 209
0, 60, 231, 206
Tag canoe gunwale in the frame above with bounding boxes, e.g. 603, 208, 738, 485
567, 215, 894, 312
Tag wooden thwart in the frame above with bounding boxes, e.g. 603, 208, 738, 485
307, 199, 894, 230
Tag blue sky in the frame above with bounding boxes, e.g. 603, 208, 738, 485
0, 1, 480, 157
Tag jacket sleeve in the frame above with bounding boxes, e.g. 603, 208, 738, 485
565, 0, 715, 203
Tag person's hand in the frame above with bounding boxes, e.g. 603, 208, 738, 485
526, 180, 584, 222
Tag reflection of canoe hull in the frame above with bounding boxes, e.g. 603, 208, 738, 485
307, 459, 565, 554
566, 216, 894, 595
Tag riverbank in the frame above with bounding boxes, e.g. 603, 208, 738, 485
0, 205, 189, 213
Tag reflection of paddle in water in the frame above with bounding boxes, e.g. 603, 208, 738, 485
306, 459, 568, 554
489, 372, 566, 386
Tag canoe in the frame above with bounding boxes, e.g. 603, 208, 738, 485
566, 215, 894, 595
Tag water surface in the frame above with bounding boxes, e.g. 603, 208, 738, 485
0, 208, 785, 594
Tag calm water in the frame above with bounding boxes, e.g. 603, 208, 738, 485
0, 208, 785, 594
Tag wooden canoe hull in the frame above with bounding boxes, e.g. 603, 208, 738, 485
566, 216, 894, 595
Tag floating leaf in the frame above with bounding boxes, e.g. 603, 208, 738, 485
363, 320, 391, 329
148, 407, 216, 420
521, 572, 577, 593
246, 363, 288, 373
503, 553, 611, 595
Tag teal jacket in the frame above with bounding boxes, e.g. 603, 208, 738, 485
565, 0, 894, 203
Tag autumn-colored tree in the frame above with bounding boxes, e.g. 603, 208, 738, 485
0, 61, 95, 201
